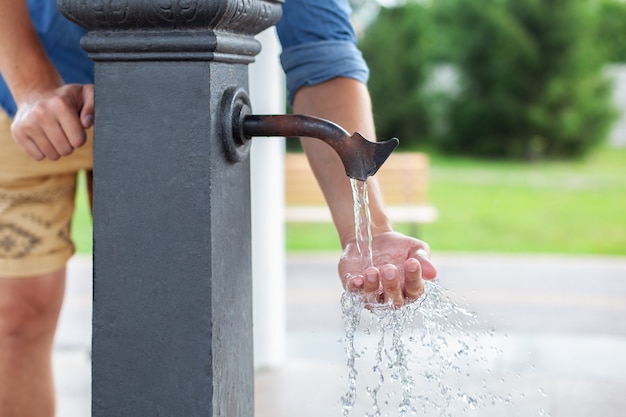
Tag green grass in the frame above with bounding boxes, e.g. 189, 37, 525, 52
72, 146, 626, 255
287, 146, 626, 255
71, 172, 92, 254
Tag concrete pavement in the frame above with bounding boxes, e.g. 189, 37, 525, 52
55, 252, 626, 417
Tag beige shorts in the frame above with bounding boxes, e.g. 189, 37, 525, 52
0, 110, 93, 278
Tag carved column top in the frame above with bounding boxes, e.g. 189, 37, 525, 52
57, 0, 284, 62
58, 0, 283, 35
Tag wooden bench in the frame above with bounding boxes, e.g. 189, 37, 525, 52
285, 152, 438, 224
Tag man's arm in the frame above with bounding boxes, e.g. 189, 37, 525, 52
0, 2, 61, 105
0, 1, 93, 161
292, 77, 389, 245
294, 77, 437, 308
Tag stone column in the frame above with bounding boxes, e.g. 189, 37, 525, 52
56, 1, 283, 416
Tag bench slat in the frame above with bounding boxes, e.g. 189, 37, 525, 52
285, 152, 438, 224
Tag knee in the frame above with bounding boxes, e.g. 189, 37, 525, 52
0, 302, 60, 350
0, 277, 65, 347
0, 307, 53, 347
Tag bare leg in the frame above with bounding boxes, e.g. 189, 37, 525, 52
0, 268, 66, 417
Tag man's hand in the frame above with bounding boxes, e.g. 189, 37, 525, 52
11, 84, 94, 161
339, 231, 437, 308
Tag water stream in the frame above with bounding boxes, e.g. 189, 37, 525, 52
340, 179, 546, 417
350, 178, 374, 271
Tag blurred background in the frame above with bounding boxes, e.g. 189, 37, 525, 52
284, 0, 626, 256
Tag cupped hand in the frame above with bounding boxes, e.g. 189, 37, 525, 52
338, 231, 437, 308
11, 83, 94, 161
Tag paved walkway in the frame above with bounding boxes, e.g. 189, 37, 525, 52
55, 253, 626, 417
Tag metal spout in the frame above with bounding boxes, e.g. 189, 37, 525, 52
242, 114, 399, 181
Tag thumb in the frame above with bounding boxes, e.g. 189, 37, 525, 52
79, 84, 95, 128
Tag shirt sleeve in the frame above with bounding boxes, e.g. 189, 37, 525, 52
275, 0, 370, 106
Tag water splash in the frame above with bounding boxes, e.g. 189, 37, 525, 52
340, 291, 362, 415
340, 281, 499, 417
340, 178, 542, 416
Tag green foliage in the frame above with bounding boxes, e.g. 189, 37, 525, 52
360, 0, 617, 159
434, 0, 616, 159
358, 3, 437, 149
595, 0, 626, 62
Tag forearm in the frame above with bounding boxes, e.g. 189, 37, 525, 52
0, 2, 62, 105
293, 77, 393, 248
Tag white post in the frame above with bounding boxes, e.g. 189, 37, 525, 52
249, 28, 287, 369
606, 64, 626, 148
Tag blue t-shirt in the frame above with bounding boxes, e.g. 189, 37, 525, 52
277, 0, 369, 105
0, 0, 368, 116
0, 0, 93, 117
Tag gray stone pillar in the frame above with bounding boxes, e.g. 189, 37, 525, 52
57, 1, 282, 416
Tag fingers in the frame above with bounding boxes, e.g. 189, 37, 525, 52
411, 243, 437, 280
361, 267, 383, 305
363, 260, 426, 309
80, 84, 95, 129
58, 107, 88, 149
403, 258, 424, 302
415, 252, 437, 280
363, 267, 380, 293
344, 268, 379, 295
345, 261, 426, 309
11, 120, 62, 160
11, 130, 44, 160
43, 118, 76, 156
11, 84, 91, 161
380, 264, 403, 308
345, 274, 364, 292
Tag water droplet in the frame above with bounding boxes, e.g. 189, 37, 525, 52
461, 394, 478, 409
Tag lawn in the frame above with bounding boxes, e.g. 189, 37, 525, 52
72, 145, 626, 255
71, 172, 93, 254
286, 145, 626, 255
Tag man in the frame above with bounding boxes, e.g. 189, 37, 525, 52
0, 0, 436, 415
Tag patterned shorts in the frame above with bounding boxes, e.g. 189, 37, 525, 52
0, 110, 93, 278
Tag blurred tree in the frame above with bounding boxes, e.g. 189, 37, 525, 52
431, 0, 616, 159
358, 2, 438, 149
595, 0, 626, 63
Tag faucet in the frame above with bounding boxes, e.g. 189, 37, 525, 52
243, 115, 399, 181
222, 87, 399, 181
